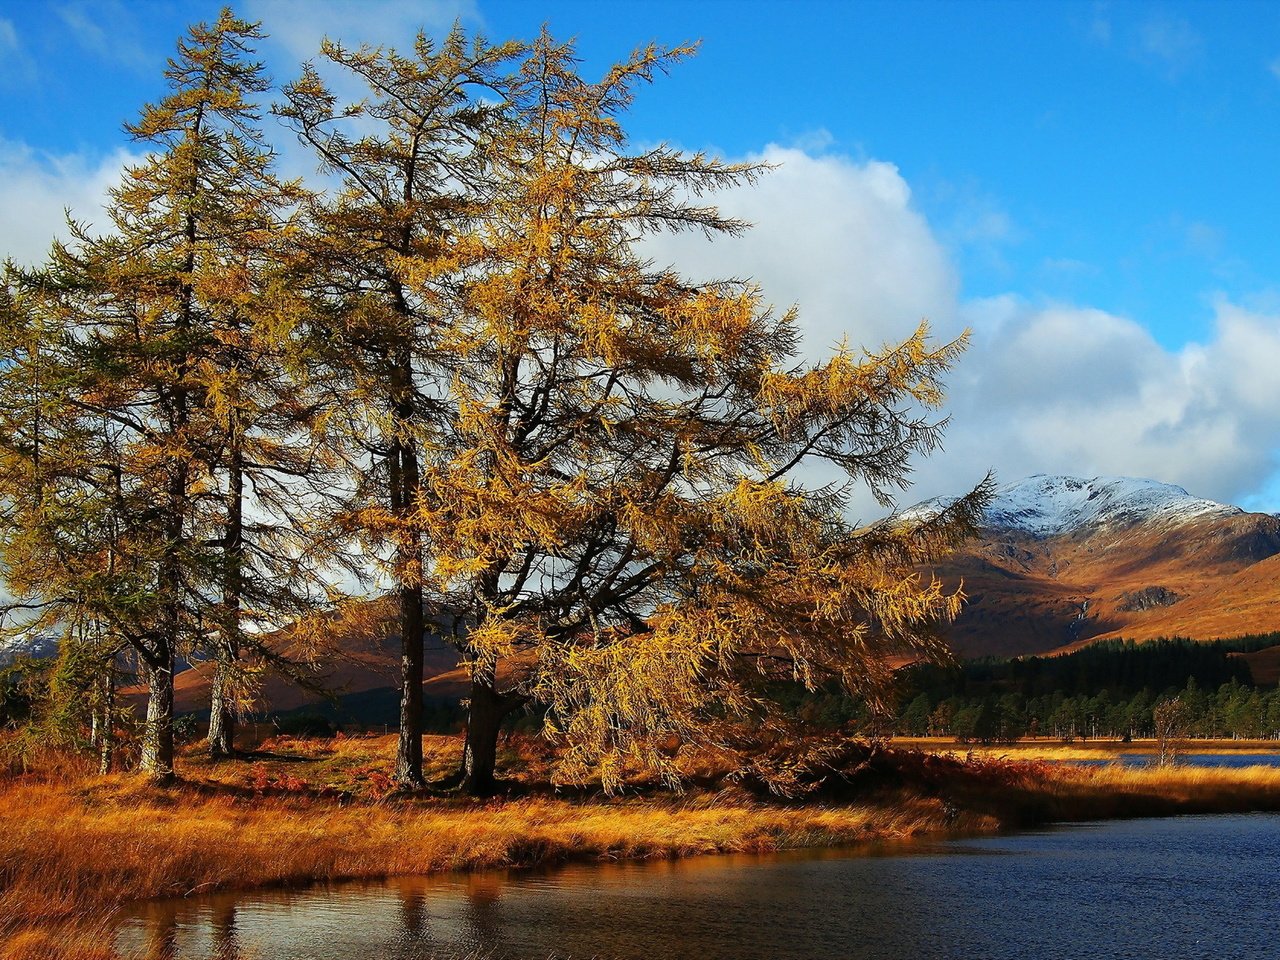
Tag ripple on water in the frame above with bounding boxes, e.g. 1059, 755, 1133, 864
115, 813, 1280, 960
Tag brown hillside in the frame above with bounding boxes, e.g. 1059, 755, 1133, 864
932, 511, 1280, 658
170, 598, 463, 713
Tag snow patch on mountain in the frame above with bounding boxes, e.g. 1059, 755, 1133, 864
0, 631, 60, 667
902, 474, 1241, 538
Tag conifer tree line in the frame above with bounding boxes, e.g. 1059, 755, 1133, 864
777, 636, 1280, 743
0, 10, 988, 793
892, 677, 1280, 744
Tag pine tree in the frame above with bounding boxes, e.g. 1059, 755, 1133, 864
0, 261, 144, 768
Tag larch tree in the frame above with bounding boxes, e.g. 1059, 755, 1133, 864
0, 265, 123, 766
405, 33, 990, 794
0, 10, 337, 780
275, 28, 521, 787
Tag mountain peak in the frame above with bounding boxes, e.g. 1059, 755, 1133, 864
904, 474, 1241, 538
985, 474, 1240, 536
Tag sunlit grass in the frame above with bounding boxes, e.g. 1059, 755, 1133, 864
0, 734, 982, 957
5, 733, 1280, 959
891, 736, 1280, 761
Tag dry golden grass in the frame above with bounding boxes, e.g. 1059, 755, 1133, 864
0, 734, 990, 957
1047, 761, 1280, 817
6, 733, 1280, 959
891, 736, 1280, 761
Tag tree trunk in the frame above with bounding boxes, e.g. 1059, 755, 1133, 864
140, 656, 175, 785
390, 418, 426, 787
208, 654, 236, 757
97, 665, 115, 775
389, 321, 427, 789
459, 663, 503, 795
210, 436, 243, 758
394, 580, 426, 786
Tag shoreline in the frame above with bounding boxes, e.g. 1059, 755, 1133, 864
6, 736, 1280, 959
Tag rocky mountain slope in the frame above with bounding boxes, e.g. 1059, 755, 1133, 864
906, 475, 1280, 658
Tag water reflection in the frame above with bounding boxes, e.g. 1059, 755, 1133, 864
116, 814, 1280, 960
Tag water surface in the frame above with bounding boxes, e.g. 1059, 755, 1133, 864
1065, 751, 1280, 768
117, 813, 1280, 960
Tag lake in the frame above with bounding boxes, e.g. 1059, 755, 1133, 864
116, 812, 1280, 960
1064, 752, 1280, 768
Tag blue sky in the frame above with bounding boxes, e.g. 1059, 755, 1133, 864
3, 0, 1280, 513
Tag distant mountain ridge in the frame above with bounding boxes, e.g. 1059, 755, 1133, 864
8, 474, 1278, 709
904, 474, 1241, 538
905, 474, 1280, 659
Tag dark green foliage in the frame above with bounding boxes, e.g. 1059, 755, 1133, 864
886, 633, 1280, 741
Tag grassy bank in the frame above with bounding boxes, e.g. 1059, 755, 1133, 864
5, 734, 1280, 959
892, 735, 1280, 761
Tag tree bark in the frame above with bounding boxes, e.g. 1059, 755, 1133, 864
210, 434, 244, 758
390, 329, 427, 788
96, 665, 115, 775
140, 656, 175, 785
391, 423, 426, 786
394, 579, 426, 786
208, 653, 236, 757
459, 662, 503, 795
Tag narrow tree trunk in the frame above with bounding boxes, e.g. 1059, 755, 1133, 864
208, 654, 236, 757
97, 665, 115, 775
210, 435, 244, 758
90, 691, 103, 752
390, 327, 427, 788
140, 655, 175, 785
146, 460, 183, 785
395, 579, 426, 786
459, 663, 503, 796
391, 427, 426, 787
147, 466, 182, 786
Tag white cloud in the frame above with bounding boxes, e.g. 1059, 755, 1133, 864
644, 145, 961, 357
0, 138, 137, 266
246, 0, 480, 65
914, 298, 1280, 510
639, 143, 1280, 514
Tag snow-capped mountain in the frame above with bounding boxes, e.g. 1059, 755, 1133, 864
908, 474, 1280, 659
904, 474, 1240, 539
0, 631, 60, 668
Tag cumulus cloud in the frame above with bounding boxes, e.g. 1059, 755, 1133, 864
913, 298, 1280, 510
644, 145, 961, 356
639, 143, 1280, 514
642, 146, 959, 519
0, 138, 137, 266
